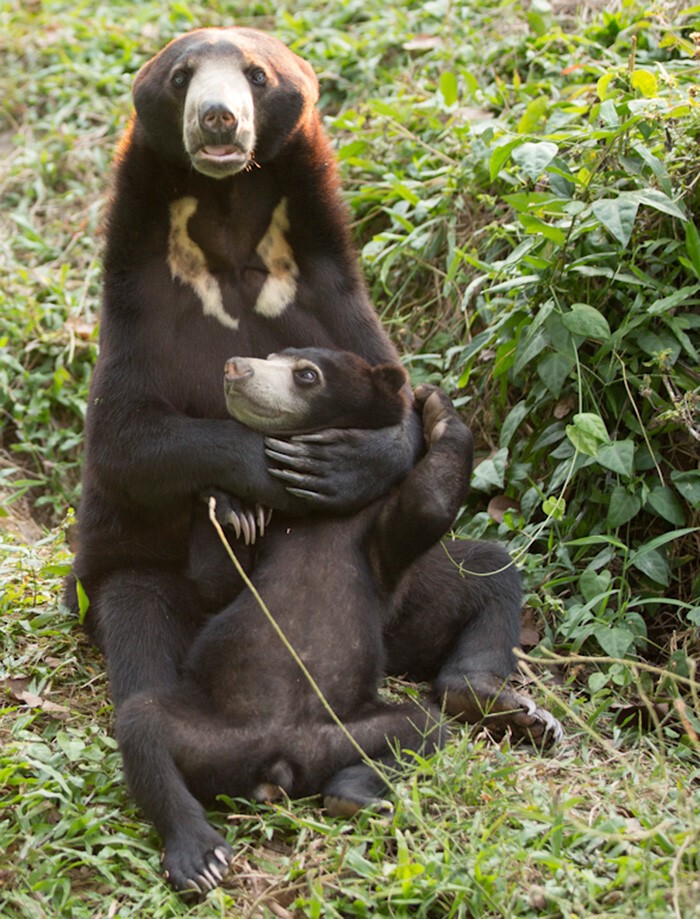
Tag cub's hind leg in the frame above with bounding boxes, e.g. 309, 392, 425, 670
319, 699, 446, 817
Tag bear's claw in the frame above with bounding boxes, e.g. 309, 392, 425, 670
162, 833, 234, 894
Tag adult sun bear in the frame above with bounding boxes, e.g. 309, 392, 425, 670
67, 24, 562, 881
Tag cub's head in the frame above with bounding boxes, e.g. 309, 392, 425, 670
132, 28, 319, 178
224, 348, 409, 435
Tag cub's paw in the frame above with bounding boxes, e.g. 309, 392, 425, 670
163, 827, 233, 896
438, 673, 563, 751
414, 385, 469, 449
203, 489, 271, 545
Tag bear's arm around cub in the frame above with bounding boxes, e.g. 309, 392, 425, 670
85, 302, 420, 516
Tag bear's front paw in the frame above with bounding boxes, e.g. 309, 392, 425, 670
204, 490, 272, 545
162, 828, 233, 895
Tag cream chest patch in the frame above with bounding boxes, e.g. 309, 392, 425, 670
254, 198, 299, 318
167, 196, 239, 330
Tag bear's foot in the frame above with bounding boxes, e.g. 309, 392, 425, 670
437, 673, 563, 750
162, 825, 233, 895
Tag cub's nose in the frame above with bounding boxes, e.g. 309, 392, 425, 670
224, 358, 253, 381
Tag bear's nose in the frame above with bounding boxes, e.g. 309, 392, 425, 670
201, 103, 237, 132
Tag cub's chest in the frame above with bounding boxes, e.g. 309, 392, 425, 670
167, 193, 300, 330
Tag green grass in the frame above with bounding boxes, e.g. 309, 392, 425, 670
1, 0, 699, 915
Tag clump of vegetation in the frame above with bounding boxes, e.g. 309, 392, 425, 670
324, 0, 700, 688
1, 0, 698, 915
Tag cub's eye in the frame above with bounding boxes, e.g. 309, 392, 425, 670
294, 368, 318, 385
249, 68, 267, 87
171, 69, 190, 88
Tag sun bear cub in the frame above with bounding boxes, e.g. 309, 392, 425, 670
118, 349, 472, 893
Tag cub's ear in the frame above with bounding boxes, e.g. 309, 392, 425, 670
371, 363, 409, 395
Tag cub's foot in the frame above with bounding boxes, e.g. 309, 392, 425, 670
414, 384, 459, 447
437, 673, 563, 750
323, 763, 393, 818
203, 489, 271, 545
162, 826, 233, 895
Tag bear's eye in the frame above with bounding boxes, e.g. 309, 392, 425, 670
294, 368, 318, 385
249, 68, 267, 87
170, 69, 190, 89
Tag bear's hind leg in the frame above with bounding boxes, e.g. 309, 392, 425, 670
117, 691, 234, 895
96, 568, 207, 704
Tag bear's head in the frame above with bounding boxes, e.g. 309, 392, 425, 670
223, 348, 409, 435
132, 28, 319, 178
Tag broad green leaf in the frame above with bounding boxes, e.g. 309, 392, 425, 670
631, 140, 672, 195
597, 71, 616, 101
542, 496, 566, 520
594, 625, 635, 658
685, 221, 700, 278
493, 338, 518, 378
630, 548, 670, 585
503, 191, 559, 212
632, 526, 699, 555
561, 303, 611, 340
390, 179, 420, 206
489, 138, 521, 181
588, 671, 610, 692
338, 139, 369, 161
500, 401, 529, 449
596, 440, 635, 477
598, 99, 620, 126
666, 315, 699, 362
462, 70, 479, 96
517, 97, 549, 133
607, 486, 641, 527
518, 213, 567, 246
537, 351, 574, 394
646, 486, 685, 526
439, 71, 459, 107
628, 188, 687, 220
513, 327, 548, 376
487, 274, 542, 293
579, 568, 612, 603
511, 141, 558, 181
670, 470, 700, 507
648, 284, 700, 314
631, 69, 658, 97
566, 412, 610, 456
472, 448, 508, 491
591, 197, 639, 247
371, 99, 403, 119
76, 578, 91, 625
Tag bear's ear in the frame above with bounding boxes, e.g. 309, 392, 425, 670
371, 363, 408, 395
291, 53, 320, 105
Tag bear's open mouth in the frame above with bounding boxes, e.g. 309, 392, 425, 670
202, 145, 242, 158
192, 145, 250, 175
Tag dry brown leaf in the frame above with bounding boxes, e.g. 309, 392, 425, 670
487, 495, 521, 523
403, 35, 441, 52
554, 394, 577, 419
